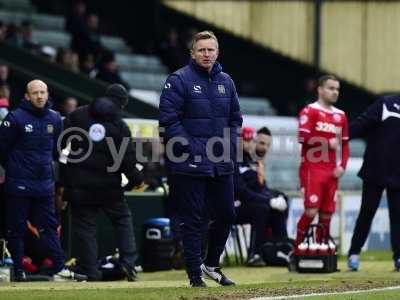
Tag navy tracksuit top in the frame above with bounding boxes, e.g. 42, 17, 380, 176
0, 99, 62, 197
159, 59, 243, 177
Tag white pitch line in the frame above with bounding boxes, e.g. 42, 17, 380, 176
249, 285, 400, 300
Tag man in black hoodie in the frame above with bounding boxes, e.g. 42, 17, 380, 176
59, 84, 144, 281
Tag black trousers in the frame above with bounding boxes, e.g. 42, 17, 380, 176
68, 190, 137, 280
348, 181, 400, 260
0, 183, 5, 238
236, 202, 269, 255
236, 202, 288, 255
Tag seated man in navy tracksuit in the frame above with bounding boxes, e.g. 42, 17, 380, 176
159, 31, 242, 287
0, 80, 86, 281
236, 127, 288, 266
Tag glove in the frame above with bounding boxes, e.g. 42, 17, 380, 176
269, 195, 287, 212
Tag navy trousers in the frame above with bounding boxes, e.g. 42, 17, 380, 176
0, 184, 5, 238
348, 182, 400, 260
6, 195, 65, 275
171, 174, 235, 279
236, 202, 270, 255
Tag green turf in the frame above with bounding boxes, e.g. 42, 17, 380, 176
1, 259, 399, 300
298, 289, 400, 300
335, 250, 393, 262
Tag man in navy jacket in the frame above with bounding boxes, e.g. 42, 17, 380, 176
0, 80, 86, 281
159, 31, 242, 287
347, 95, 400, 271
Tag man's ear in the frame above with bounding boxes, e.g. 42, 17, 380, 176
24, 93, 29, 100
190, 49, 194, 59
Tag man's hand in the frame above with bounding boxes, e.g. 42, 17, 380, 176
329, 137, 340, 150
125, 181, 147, 192
333, 166, 345, 178
55, 186, 67, 211
132, 181, 146, 192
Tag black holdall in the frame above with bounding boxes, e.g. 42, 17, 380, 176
261, 239, 294, 266
292, 224, 338, 273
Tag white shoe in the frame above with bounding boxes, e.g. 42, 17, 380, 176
54, 268, 87, 281
200, 264, 235, 286
347, 255, 360, 271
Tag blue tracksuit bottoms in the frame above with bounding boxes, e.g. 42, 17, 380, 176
6, 195, 65, 275
170, 174, 235, 278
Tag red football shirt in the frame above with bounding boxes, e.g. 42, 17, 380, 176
298, 101, 349, 170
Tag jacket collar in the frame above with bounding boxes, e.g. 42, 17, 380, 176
19, 99, 50, 117
189, 59, 222, 78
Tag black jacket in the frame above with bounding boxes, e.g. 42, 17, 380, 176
60, 97, 143, 194
350, 95, 400, 188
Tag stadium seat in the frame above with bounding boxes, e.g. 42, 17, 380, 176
32, 30, 71, 48
224, 224, 252, 266
121, 71, 167, 91
0, 11, 64, 31
116, 53, 167, 73
100, 35, 131, 53
0, 0, 35, 12
240, 97, 276, 116
30, 14, 65, 31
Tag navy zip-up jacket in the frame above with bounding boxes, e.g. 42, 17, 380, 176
236, 152, 271, 204
0, 99, 62, 196
350, 95, 400, 188
159, 59, 242, 177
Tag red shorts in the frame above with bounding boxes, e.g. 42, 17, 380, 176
299, 166, 338, 213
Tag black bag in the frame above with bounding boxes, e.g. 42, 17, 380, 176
261, 239, 294, 266
141, 218, 174, 272
98, 256, 126, 281
292, 224, 338, 273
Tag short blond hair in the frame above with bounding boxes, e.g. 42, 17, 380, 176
191, 31, 219, 50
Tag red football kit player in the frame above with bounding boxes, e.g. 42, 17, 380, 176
296, 75, 349, 245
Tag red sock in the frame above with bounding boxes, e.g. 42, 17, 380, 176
296, 213, 314, 245
317, 214, 331, 243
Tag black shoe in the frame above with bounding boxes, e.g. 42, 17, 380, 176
200, 264, 235, 286
395, 258, 400, 272
13, 271, 27, 282
190, 276, 207, 288
121, 264, 138, 282
246, 254, 266, 267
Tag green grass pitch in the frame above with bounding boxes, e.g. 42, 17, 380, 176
1, 252, 399, 300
